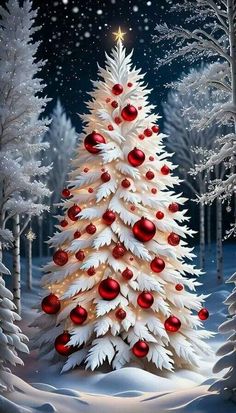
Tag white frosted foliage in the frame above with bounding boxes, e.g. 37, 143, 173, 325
33, 40, 212, 373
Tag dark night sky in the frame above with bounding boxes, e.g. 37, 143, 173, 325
30, 0, 187, 130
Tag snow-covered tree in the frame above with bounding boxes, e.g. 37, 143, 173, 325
210, 272, 236, 397
42, 99, 77, 246
163, 86, 218, 270
32, 38, 212, 373
0, 232, 29, 392
154, 0, 236, 236
0, 0, 51, 313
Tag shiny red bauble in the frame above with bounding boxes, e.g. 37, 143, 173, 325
111, 100, 118, 108
128, 148, 145, 167
144, 128, 152, 137
150, 257, 165, 273
168, 232, 180, 246
152, 125, 160, 133
108, 124, 114, 131
86, 223, 97, 234
68, 205, 81, 221
137, 291, 154, 308
75, 250, 85, 261
98, 278, 120, 300
127, 82, 133, 87
138, 133, 145, 140
101, 171, 111, 182
84, 131, 106, 154
60, 219, 68, 227
112, 83, 123, 95
132, 340, 149, 358
53, 250, 68, 266
164, 316, 181, 333
41, 294, 61, 314
168, 203, 179, 213
70, 305, 88, 325
175, 284, 184, 291
114, 116, 122, 125
121, 178, 131, 188
198, 308, 209, 320
112, 243, 126, 259
133, 217, 156, 243
156, 211, 164, 219
61, 188, 71, 198
87, 266, 96, 276
54, 332, 73, 356
121, 104, 138, 121
115, 308, 126, 320
122, 267, 133, 280
102, 210, 116, 225
74, 230, 81, 239
161, 165, 170, 175
146, 170, 155, 180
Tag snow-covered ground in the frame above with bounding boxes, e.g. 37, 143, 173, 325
2, 244, 236, 413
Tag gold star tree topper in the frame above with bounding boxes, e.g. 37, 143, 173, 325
113, 26, 126, 42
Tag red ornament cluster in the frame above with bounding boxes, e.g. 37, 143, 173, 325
133, 217, 156, 243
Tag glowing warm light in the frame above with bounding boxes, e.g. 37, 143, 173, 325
113, 27, 126, 42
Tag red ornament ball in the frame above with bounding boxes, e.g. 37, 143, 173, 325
137, 291, 154, 309
83, 167, 89, 173
127, 82, 133, 87
87, 266, 96, 276
151, 188, 157, 194
175, 284, 184, 291
112, 244, 126, 259
114, 116, 122, 125
54, 332, 73, 356
75, 250, 85, 261
156, 211, 164, 220
168, 203, 179, 213
164, 316, 181, 333
121, 104, 138, 121
144, 128, 153, 137
122, 267, 133, 280
198, 308, 209, 320
84, 131, 106, 154
146, 170, 155, 180
128, 148, 145, 167
133, 217, 156, 243
70, 305, 88, 325
98, 278, 120, 300
152, 125, 160, 133
112, 83, 123, 95
149, 156, 154, 161
53, 250, 68, 266
60, 219, 68, 227
115, 308, 126, 320
68, 205, 81, 221
168, 232, 180, 246
102, 210, 116, 225
121, 178, 131, 188
150, 257, 165, 273
61, 188, 71, 198
138, 133, 145, 140
161, 164, 170, 175
106, 98, 111, 103
86, 223, 97, 235
88, 187, 94, 193
74, 230, 81, 239
108, 124, 114, 131
41, 294, 61, 314
101, 171, 111, 182
111, 100, 118, 108
132, 340, 149, 358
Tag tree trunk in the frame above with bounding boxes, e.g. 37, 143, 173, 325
216, 199, 223, 284
38, 215, 43, 258
207, 205, 211, 252
12, 214, 21, 315
199, 201, 205, 270
27, 238, 32, 290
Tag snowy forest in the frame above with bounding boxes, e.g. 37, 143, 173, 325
0, 0, 236, 412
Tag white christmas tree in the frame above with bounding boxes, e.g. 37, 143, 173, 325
0, 0, 51, 313
32, 34, 212, 373
210, 272, 236, 396
0, 233, 29, 391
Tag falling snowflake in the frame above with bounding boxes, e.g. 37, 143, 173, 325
62, 0, 68, 4
97, 9, 103, 15
72, 7, 79, 13
147, 1, 152, 5
133, 5, 139, 12
84, 31, 91, 38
